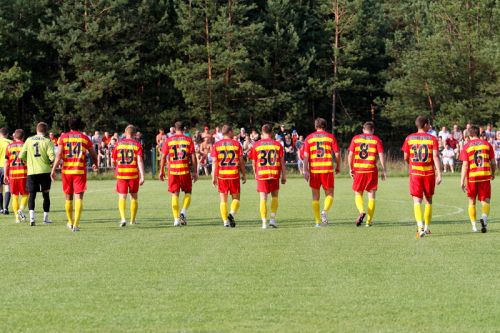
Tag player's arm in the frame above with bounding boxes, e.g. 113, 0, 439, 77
88, 145, 98, 171
280, 151, 287, 184
47, 141, 56, 164
137, 155, 145, 185
433, 148, 442, 185
347, 150, 354, 178
303, 150, 310, 181
19, 139, 28, 162
460, 160, 468, 192
50, 144, 64, 181
239, 155, 246, 184
378, 152, 387, 180
4, 154, 10, 184
334, 151, 341, 174
490, 146, 496, 180
191, 151, 198, 182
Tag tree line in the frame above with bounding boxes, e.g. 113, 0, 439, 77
0, 0, 498, 147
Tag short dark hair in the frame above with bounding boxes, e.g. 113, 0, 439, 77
0, 128, 8, 136
261, 124, 273, 134
415, 116, 429, 129
469, 125, 480, 137
13, 129, 24, 140
68, 117, 82, 131
314, 118, 327, 130
37, 122, 49, 134
221, 124, 233, 135
363, 121, 375, 132
174, 121, 183, 131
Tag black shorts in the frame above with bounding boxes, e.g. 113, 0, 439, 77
0, 168, 4, 185
27, 173, 52, 192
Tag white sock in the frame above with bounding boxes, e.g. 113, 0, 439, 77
471, 221, 477, 228
262, 218, 267, 224
180, 208, 187, 216
174, 218, 180, 223
417, 221, 424, 230
29, 210, 35, 221
229, 211, 235, 216
481, 214, 488, 223
43, 212, 49, 221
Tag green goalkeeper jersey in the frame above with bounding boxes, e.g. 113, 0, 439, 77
0, 137, 13, 168
20, 135, 55, 175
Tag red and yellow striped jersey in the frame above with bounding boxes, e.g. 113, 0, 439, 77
460, 139, 494, 183
210, 138, 242, 180
161, 134, 194, 176
112, 138, 143, 180
304, 130, 339, 174
348, 134, 384, 173
5, 141, 27, 179
401, 133, 438, 177
249, 139, 283, 180
58, 131, 93, 175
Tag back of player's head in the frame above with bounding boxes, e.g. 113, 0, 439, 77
314, 118, 327, 130
68, 117, 83, 131
415, 116, 429, 130
36, 122, 48, 134
363, 121, 375, 133
125, 124, 137, 135
13, 129, 24, 140
468, 125, 480, 137
261, 124, 273, 135
221, 124, 233, 135
0, 127, 8, 137
174, 121, 183, 131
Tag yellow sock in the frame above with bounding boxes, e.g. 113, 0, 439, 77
220, 202, 229, 222
312, 200, 321, 224
270, 197, 279, 215
414, 203, 423, 223
468, 205, 476, 223
367, 198, 375, 223
65, 200, 73, 225
482, 202, 490, 217
259, 199, 267, 221
324, 195, 334, 212
130, 199, 138, 222
118, 198, 126, 221
20, 195, 28, 210
230, 199, 240, 215
424, 204, 432, 226
172, 195, 180, 219
182, 193, 191, 210
354, 193, 364, 213
12, 195, 19, 221
74, 199, 83, 227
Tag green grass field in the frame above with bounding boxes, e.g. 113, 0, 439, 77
0, 176, 498, 332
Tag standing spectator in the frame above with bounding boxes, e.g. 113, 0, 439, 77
291, 130, 298, 146
296, 135, 305, 175
494, 131, 500, 169
484, 123, 496, 140
200, 136, 212, 175
108, 138, 118, 168
441, 144, 455, 173
463, 122, 472, 139
242, 135, 252, 161
213, 126, 223, 142
438, 126, 449, 146
156, 129, 166, 147
277, 124, 288, 138
167, 127, 176, 138
451, 124, 463, 142
98, 142, 108, 169
250, 129, 259, 142
284, 134, 295, 163
103, 132, 111, 146
91, 131, 102, 151
49, 132, 58, 146
135, 132, 144, 147
193, 130, 202, 144
201, 126, 211, 140
427, 125, 437, 137
238, 128, 246, 145
445, 134, 459, 157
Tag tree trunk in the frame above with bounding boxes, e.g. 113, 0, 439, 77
204, 1, 214, 119
331, 0, 340, 134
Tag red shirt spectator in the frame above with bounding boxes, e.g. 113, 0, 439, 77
445, 136, 458, 150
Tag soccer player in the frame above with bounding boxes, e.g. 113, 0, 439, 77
0, 128, 13, 214
402, 116, 442, 238
248, 124, 286, 229
112, 125, 145, 227
4, 130, 28, 222
51, 117, 98, 232
303, 118, 340, 227
348, 121, 387, 227
211, 124, 246, 227
159, 121, 198, 226
20, 122, 55, 226
460, 125, 495, 233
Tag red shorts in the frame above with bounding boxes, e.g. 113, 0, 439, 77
409, 175, 435, 199
9, 178, 28, 195
62, 173, 87, 194
116, 178, 140, 194
218, 178, 240, 195
168, 174, 192, 193
352, 172, 378, 192
309, 172, 334, 190
467, 181, 491, 201
256, 179, 280, 194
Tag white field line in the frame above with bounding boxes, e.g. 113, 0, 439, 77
379, 199, 464, 223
